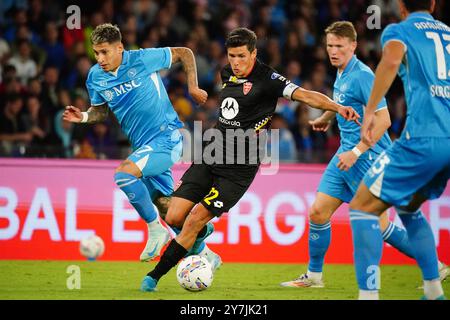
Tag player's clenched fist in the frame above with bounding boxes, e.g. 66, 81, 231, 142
63, 105, 83, 123
309, 117, 331, 132
189, 87, 208, 105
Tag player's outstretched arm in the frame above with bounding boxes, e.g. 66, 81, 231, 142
292, 87, 360, 123
362, 41, 404, 146
63, 104, 109, 124
170, 47, 208, 105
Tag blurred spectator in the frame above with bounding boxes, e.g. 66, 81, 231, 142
40, 65, 60, 116
0, 0, 424, 162
268, 113, 297, 162
40, 21, 66, 70
74, 138, 97, 159
87, 122, 117, 159
7, 39, 37, 85
22, 95, 51, 156
53, 109, 74, 158
0, 94, 31, 156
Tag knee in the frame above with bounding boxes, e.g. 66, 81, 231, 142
165, 208, 184, 228
309, 204, 332, 225
115, 160, 141, 177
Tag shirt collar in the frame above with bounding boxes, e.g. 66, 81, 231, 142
407, 12, 434, 21
338, 55, 358, 78
107, 50, 129, 76
121, 50, 130, 65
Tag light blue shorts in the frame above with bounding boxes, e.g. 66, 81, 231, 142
127, 129, 183, 197
363, 137, 450, 207
318, 148, 375, 203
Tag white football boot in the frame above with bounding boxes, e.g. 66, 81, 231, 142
139, 218, 171, 262
280, 273, 324, 288
198, 245, 222, 272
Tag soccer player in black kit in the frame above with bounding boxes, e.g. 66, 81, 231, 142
141, 27, 360, 291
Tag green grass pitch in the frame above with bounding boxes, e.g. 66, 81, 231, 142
0, 260, 448, 300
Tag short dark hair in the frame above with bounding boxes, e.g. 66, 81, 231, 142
325, 21, 357, 42
225, 27, 257, 52
91, 23, 122, 45
402, 0, 433, 12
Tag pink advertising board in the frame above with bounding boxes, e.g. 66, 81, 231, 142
0, 158, 449, 264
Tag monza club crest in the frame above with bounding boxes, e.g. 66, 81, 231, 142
243, 82, 253, 95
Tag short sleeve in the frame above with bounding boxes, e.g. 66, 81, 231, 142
139, 47, 172, 73
267, 71, 299, 100
357, 71, 388, 111
381, 23, 407, 52
86, 75, 106, 106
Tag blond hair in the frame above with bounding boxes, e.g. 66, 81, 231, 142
325, 21, 357, 42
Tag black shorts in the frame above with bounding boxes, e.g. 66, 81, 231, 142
172, 163, 259, 216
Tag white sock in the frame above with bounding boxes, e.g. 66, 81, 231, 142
424, 279, 444, 300
147, 218, 162, 229
306, 270, 322, 281
358, 290, 379, 300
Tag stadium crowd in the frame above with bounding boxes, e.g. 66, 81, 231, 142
0, 0, 448, 162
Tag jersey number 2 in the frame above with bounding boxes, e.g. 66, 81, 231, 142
425, 32, 450, 80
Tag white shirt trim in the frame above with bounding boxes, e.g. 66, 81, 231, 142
375, 106, 388, 112
166, 47, 172, 69
384, 39, 408, 53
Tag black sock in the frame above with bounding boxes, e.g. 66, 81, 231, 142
148, 239, 188, 281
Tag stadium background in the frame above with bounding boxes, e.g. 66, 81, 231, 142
0, 1, 449, 266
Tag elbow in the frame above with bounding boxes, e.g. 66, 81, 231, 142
383, 118, 392, 130
382, 56, 402, 71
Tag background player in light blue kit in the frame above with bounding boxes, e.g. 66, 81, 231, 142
350, 0, 449, 300
63, 24, 220, 266
281, 21, 448, 289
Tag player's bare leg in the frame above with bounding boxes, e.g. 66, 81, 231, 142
165, 198, 222, 270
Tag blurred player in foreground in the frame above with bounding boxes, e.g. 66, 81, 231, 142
281, 21, 448, 289
349, 0, 449, 300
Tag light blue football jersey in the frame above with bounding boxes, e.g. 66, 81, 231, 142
381, 12, 450, 138
85, 48, 183, 149
333, 55, 392, 157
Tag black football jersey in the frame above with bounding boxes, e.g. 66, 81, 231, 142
204, 59, 299, 166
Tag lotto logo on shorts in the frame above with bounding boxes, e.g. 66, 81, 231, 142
213, 201, 223, 208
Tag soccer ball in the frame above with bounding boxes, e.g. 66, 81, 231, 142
79, 235, 105, 260
176, 255, 213, 291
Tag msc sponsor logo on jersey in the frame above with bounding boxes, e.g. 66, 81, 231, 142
333, 91, 345, 103
103, 79, 142, 101
221, 97, 239, 120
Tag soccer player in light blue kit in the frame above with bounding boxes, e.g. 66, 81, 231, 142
350, 0, 449, 300
281, 21, 448, 288
63, 24, 220, 267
